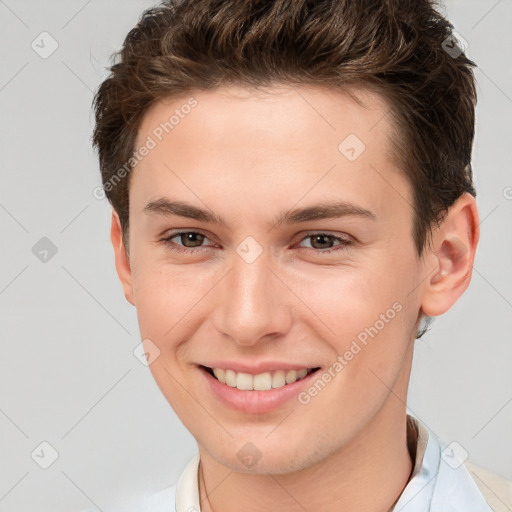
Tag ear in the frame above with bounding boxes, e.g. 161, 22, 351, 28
420, 192, 480, 317
111, 210, 135, 306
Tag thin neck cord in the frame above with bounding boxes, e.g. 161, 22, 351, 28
199, 460, 214, 512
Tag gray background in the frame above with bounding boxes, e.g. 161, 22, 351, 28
0, 0, 510, 510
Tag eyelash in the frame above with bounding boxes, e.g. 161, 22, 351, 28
159, 230, 353, 255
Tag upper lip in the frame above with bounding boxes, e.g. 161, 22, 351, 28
200, 361, 320, 374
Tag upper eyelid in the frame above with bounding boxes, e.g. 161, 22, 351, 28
161, 229, 217, 245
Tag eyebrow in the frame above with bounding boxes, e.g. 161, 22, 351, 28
143, 197, 377, 227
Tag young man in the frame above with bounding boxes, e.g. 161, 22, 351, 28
92, 0, 511, 510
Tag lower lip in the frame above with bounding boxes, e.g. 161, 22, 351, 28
199, 366, 320, 414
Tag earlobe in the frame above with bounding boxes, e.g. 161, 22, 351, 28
421, 193, 479, 317
110, 210, 136, 306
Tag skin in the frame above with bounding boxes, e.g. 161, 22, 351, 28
111, 84, 479, 512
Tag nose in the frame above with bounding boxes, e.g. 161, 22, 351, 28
212, 250, 292, 347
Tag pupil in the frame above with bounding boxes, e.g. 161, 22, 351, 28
313, 234, 331, 249
183, 233, 203, 247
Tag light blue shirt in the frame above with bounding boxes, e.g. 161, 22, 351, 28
147, 416, 493, 511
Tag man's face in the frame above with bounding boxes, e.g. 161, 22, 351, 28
124, 85, 429, 474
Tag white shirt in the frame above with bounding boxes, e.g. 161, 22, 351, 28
146, 415, 508, 511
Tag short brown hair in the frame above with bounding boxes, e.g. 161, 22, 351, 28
92, 0, 477, 254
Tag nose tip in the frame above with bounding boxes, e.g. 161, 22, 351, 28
212, 257, 292, 347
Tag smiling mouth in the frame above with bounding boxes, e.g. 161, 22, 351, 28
201, 365, 321, 391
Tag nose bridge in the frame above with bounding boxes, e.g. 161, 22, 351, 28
213, 248, 291, 346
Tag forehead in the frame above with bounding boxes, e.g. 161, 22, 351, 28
131, 84, 409, 221
136, 84, 395, 156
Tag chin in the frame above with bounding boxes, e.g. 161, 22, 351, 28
204, 436, 332, 476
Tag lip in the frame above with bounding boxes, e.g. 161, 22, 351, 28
201, 360, 317, 374
198, 364, 321, 414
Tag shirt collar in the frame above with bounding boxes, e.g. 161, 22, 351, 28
389, 414, 439, 511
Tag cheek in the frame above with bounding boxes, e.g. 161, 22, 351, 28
305, 254, 418, 338
302, 251, 421, 387
131, 256, 218, 345
130, 260, 214, 417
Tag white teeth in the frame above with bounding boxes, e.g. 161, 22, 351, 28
236, 372, 253, 390
271, 370, 286, 388
253, 372, 272, 391
210, 367, 312, 390
225, 369, 237, 387
285, 370, 297, 384
212, 368, 226, 384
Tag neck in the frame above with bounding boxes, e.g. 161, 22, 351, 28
199, 403, 413, 512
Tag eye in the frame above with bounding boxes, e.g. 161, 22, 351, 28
159, 230, 353, 255
159, 230, 215, 253
297, 232, 353, 254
